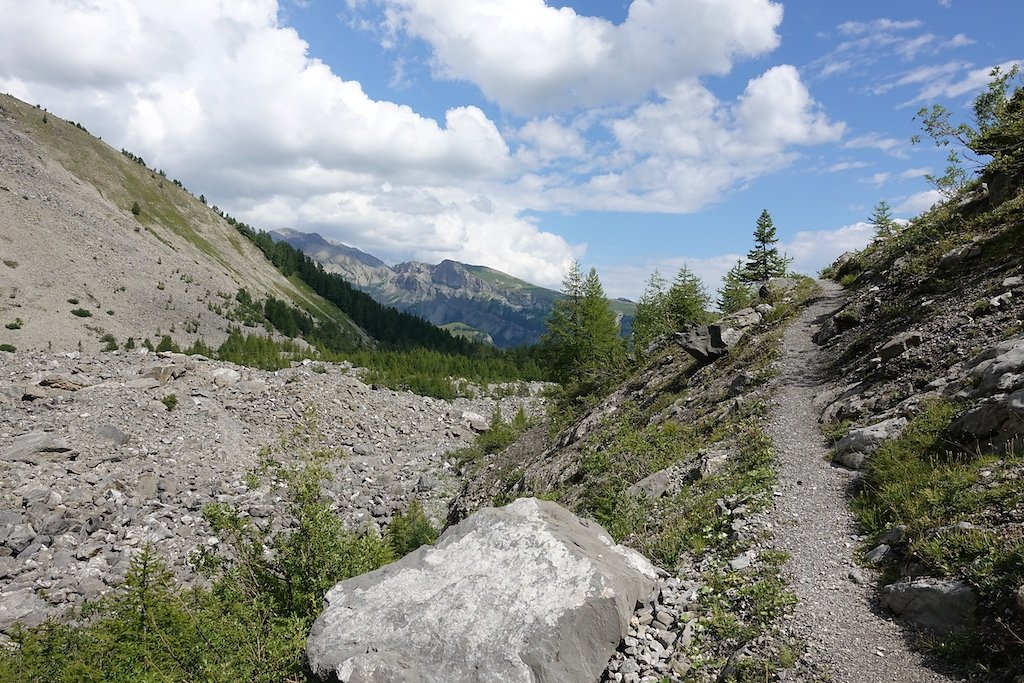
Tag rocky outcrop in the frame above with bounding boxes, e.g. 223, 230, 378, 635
305, 498, 657, 683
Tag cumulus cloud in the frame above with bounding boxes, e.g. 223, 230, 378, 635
378, 0, 784, 114
898, 60, 1023, 107
556, 65, 845, 212
0, 0, 586, 287
781, 222, 875, 275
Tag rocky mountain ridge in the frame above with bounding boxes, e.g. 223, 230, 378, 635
271, 228, 636, 348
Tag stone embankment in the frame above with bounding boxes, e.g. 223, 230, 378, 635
0, 349, 544, 633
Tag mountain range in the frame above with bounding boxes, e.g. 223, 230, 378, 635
270, 228, 635, 348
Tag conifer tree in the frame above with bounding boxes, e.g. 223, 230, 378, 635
540, 262, 623, 391
632, 270, 670, 352
718, 259, 756, 314
741, 210, 790, 283
869, 200, 896, 239
666, 264, 711, 328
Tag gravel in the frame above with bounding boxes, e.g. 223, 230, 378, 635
766, 280, 964, 682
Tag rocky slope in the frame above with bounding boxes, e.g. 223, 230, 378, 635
0, 94, 363, 354
812, 174, 1024, 677
0, 348, 544, 633
271, 228, 636, 348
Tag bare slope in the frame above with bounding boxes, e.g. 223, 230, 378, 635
0, 95, 362, 353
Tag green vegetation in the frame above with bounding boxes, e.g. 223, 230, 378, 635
852, 400, 1024, 669
130, 200, 140, 216
0, 344, 15, 352
631, 265, 713, 352
385, 499, 440, 557
5, 318, 22, 330
2, 259, 16, 268
70, 308, 92, 318
451, 405, 533, 472
870, 199, 898, 239
0, 410, 427, 682
718, 259, 757, 314
160, 393, 179, 411
742, 210, 790, 283
100, 333, 118, 351
539, 261, 625, 398
913, 64, 1023, 196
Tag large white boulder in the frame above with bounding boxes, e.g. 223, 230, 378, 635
305, 497, 657, 683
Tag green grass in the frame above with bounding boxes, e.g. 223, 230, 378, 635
852, 398, 1024, 671
70, 308, 92, 318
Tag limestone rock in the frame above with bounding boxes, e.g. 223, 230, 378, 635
211, 367, 241, 387
879, 578, 976, 634
7, 431, 74, 463
461, 411, 489, 432
0, 587, 48, 634
676, 325, 734, 364
834, 417, 907, 469
305, 498, 657, 683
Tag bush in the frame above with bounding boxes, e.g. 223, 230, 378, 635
0, 343, 15, 352
386, 499, 439, 556
130, 200, 141, 216
5, 318, 22, 330
161, 393, 178, 411
70, 308, 92, 317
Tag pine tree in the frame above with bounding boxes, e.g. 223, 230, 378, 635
869, 200, 896, 239
742, 210, 790, 283
665, 264, 711, 328
718, 259, 756, 314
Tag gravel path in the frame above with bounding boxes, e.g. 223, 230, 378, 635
767, 280, 963, 683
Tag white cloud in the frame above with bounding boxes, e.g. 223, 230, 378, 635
899, 60, 1023, 108
843, 132, 908, 157
860, 172, 892, 186
574, 65, 844, 212
0, 0, 589, 288
828, 161, 870, 172
379, 0, 784, 114
781, 222, 875, 275
837, 19, 923, 36
895, 189, 943, 214
899, 167, 931, 179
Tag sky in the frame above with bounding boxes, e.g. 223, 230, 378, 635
1, 0, 1020, 299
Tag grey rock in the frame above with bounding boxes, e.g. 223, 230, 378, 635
5, 523, 36, 555
7, 431, 73, 463
879, 525, 907, 546
948, 389, 1024, 452
880, 578, 976, 634
627, 468, 674, 499
461, 411, 489, 432
96, 424, 130, 445
722, 307, 762, 329
864, 544, 892, 564
676, 324, 738, 364
125, 377, 161, 390
834, 417, 907, 468
878, 331, 925, 362
1003, 276, 1023, 289
961, 335, 1024, 395
0, 588, 48, 633
211, 367, 241, 387
306, 497, 656, 683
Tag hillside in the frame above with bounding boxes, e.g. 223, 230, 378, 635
270, 228, 636, 348
0, 94, 365, 354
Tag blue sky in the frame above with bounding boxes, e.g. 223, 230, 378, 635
1, 0, 1020, 298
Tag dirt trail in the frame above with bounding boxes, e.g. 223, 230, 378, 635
766, 281, 962, 682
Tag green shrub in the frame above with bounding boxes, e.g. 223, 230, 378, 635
160, 393, 178, 411
70, 308, 92, 317
130, 200, 141, 216
5, 318, 22, 330
66, 298, 79, 304
2, 259, 16, 268
0, 343, 15, 352
385, 499, 439, 556
156, 334, 179, 353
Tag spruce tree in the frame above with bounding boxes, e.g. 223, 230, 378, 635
718, 259, 756, 314
742, 210, 790, 283
869, 200, 896, 239
665, 264, 711, 328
